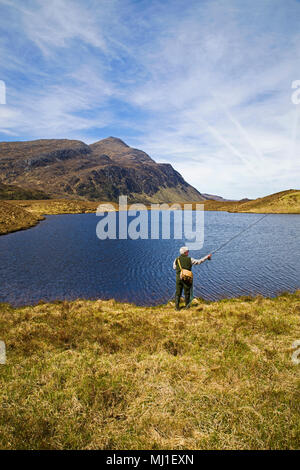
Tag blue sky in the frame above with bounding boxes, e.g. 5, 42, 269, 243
0, 0, 300, 199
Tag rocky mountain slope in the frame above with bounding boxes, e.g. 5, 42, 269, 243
0, 182, 49, 200
0, 137, 204, 203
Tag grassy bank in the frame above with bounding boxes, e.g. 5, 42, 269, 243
0, 292, 299, 449
11, 198, 110, 216
0, 200, 44, 235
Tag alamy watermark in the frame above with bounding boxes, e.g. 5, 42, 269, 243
0, 80, 6, 104
291, 80, 300, 104
0, 341, 6, 364
96, 196, 204, 251
291, 340, 300, 365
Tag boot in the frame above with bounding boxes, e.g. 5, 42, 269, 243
175, 295, 180, 311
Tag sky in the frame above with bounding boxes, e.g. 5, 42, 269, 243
0, 0, 300, 199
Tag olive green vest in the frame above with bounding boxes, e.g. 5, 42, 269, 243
176, 255, 192, 279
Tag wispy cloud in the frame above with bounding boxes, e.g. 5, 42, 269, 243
0, 0, 299, 198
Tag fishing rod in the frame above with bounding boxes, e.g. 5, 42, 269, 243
170, 213, 269, 306
210, 213, 269, 255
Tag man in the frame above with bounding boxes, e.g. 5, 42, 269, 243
173, 246, 212, 310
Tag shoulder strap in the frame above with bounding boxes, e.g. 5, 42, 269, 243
177, 257, 182, 271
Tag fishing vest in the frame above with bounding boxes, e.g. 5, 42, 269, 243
176, 255, 192, 277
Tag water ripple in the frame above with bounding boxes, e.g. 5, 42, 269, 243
0, 211, 299, 306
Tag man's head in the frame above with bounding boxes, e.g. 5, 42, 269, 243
180, 246, 189, 256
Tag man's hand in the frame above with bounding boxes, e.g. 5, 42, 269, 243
207, 254, 212, 260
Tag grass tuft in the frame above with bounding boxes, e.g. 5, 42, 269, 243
0, 292, 299, 449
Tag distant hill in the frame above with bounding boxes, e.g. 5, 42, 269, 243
233, 189, 300, 213
0, 137, 205, 203
202, 193, 235, 202
239, 198, 252, 203
203, 190, 300, 214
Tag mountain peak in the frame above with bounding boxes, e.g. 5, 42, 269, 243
95, 137, 129, 148
89, 136, 156, 165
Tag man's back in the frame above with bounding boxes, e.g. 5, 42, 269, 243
175, 255, 192, 276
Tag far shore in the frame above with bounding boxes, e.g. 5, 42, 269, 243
0, 192, 300, 236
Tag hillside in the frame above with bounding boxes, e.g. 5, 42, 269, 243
203, 190, 300, 214
0, 292, 299, 449
0, 200, 43, 235
233, 189, 300, 213
0, 137, 204, 203
0, 182, 49, 200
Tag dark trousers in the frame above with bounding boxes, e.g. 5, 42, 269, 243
175, 279, 192, 306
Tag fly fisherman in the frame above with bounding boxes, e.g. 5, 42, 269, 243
173, 246, 212, 310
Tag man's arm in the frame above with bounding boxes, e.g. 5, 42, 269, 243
173, 259, 177, 270
191, 254, 212, 265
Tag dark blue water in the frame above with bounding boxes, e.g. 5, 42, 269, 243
0, 211, 299, 306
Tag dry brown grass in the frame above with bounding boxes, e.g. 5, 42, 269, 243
201, 190, 300, 214
11, 199, 109, 216
0, 292, 299, 449
0, 200, 43, 235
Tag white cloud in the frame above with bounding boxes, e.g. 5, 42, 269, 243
18, 0, 108, 54
121, 0, 300, 197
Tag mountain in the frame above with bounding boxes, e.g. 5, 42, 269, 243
0, 137, 205, 203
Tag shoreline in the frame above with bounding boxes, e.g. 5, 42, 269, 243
1, 288, 300, 310
1, 197, 300, 236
